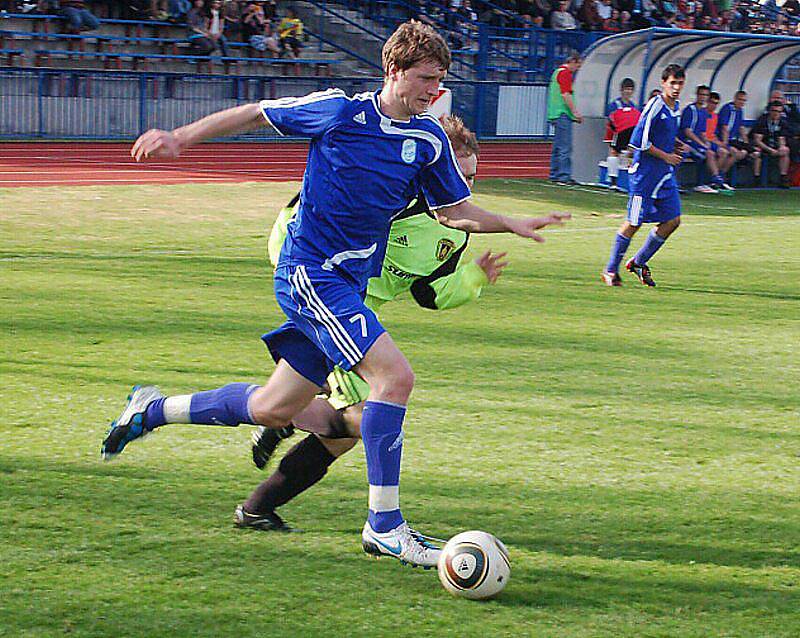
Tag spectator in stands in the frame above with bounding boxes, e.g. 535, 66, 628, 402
168, 0, 191, 21
604, 78, 641, 189
551, 0, 578, 27
150, 0, 168, 20
578, 0, 603, 28
751, 100, 792, 187
784, 0, 800, 16
187, 0, 215, 55
222, 0, 242, 42
716, 90, 753, 177
58, 0, 100, 32
207, 0, 231, 56
547, 51, 583, 185
242, 0, 279, 56
278, 6, 304, 58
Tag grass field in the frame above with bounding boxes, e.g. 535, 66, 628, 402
1, 180, 799, 637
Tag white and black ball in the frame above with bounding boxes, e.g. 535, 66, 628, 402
437, 530, 510, 600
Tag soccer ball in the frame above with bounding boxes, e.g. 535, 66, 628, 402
437, 530, 510, 600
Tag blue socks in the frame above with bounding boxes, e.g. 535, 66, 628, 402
606, 233, 631, 274
144, 382, 257, 430
633, 229, 666, 266
361, 400, 406, 533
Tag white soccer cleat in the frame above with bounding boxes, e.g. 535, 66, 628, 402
693, 184, 718, 194
361, 521, 442, 569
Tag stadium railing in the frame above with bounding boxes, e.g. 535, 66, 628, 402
0, 67, 551, 140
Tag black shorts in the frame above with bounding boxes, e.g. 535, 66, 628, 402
611, 128, 634, 153
729, 139, 754, 153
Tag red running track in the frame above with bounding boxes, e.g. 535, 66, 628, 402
0, 141, 551, 187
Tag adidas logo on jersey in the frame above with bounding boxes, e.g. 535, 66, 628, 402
393, 234, 409, 246
353, 111, 366, 125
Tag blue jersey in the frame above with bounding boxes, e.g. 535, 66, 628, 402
679, 103, 708, 142
628, 95, 681, 191
260, 89, 471, 288
717, 102, 744, 142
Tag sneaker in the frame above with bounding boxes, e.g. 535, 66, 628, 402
101, 385, 164, 460
780, 175, 791, 189
719, 182, 735, 191
361, 521, 442, 569
233, 504, 293, 532
251, 424, 295, 469
601, 270, 622, 287
625, 258, 656, 287
693, 184, 718, 194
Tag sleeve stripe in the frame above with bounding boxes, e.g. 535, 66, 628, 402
633, 96, 661, 151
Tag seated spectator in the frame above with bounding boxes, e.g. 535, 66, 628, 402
206, 0, 230, 56
150, 0, 168, 20
187, 0, 215, 55
619, 8, 634, 27
596, 0, 612, 20
168, 0, 191, 21
751, 101, 792, 187
222, 0, 242, 41
58, 0, 100, 32
242, 1, 279, 55
278, 6, 304, 58
578, 0, 603, 28
784, 0, 800, 16
551, 0, 578, 28
767, 90, 800, 163
602, 7, 623, 29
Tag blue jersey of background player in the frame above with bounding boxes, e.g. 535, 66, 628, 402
679, 84, 729, 192
602, 64, 686, 288
107, 20, 569, 569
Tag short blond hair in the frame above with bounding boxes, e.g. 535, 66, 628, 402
441, 115, 479, 158
382, 20, 451, 75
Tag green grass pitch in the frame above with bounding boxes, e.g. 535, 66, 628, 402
1, 180, 799, 637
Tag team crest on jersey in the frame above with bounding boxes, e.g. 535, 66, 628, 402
436, 238, 456, 261
401, 139, 417, 164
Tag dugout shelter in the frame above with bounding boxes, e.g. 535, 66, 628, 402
571, 28, 800, 184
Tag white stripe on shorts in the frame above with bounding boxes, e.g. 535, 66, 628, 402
291, 266, 363, 366
630, 195, 643, 225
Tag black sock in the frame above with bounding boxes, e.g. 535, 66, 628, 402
243, 434, 336, 514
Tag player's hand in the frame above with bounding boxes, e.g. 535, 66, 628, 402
506, 212, 571, 243
131, 129, 182, 161
665, 151, 683, 166
475, 251, 509, 284
574, 114, 584, 124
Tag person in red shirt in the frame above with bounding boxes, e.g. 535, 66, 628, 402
604, 78, 641, 189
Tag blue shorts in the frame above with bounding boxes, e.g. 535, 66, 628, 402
627, 184, 681, 225
262, 264, 386, 387
684, 140, 715, 160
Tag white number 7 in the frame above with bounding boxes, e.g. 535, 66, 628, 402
349, 313, 367, 338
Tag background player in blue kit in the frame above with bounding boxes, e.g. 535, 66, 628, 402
103, 21, 569, 568
601, 64, 686, 288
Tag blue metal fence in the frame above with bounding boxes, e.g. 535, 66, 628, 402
0, 67, 551, 140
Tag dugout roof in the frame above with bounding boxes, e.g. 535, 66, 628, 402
574, 28, 800, 120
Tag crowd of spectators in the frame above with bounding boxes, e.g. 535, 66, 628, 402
0, 0, 307, 57
397, 0, 800, 36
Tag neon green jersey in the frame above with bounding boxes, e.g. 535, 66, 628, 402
268, 192, 489, 408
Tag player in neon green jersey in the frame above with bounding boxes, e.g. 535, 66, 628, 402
235, 116, 535, 531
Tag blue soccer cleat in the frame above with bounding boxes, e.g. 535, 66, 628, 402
101, 385, 164, 460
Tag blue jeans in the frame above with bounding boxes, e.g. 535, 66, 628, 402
549, 114, 573, 182
60, 7, 100, 31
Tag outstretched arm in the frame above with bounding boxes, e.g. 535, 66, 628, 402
131, 103, 267, 161
434, 199, 570, 243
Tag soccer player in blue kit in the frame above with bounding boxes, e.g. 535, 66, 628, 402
103, 21, 569, 568
602, 64, 686, 288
